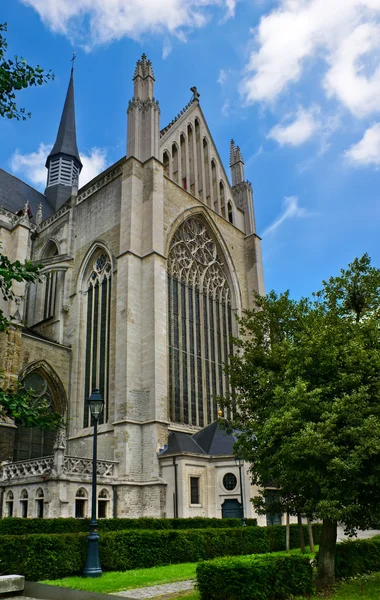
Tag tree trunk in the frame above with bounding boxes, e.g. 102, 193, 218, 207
286, 513, 290, 553
307, 518, 315, 553
316, 518, 337, 591
297, 513, 306, 553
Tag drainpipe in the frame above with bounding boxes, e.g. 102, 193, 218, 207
173, 457, 178, 518
112, 486, 117, 518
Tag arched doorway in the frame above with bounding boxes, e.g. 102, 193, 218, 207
222, 499, 242, 519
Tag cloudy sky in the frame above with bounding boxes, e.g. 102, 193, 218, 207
1, 0, 380, 298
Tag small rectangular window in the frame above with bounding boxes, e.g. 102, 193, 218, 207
36, 499, 44, 519
7, 502, 13, 517
20, 500, 28, 518
190, 477, 200, 505
98, 500, 107, 519
75, 499, 86, 519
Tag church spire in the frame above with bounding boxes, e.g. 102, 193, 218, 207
127, 54, 160, 162
45, 62, 82, 211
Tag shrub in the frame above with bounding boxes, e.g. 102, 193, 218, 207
0, 526, 268, 580
335, 536, 380, 579
0, 516, 257, 536
0, 533, 87, 580
266, 523, 323, 552
196, 554, 314, 600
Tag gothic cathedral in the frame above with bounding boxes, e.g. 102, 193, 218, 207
0, 55, 266, 523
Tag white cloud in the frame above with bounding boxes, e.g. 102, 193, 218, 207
10, 144, 108, 190
344, 123, 380, 166
262, 196, 310, 236
218, 69, 227, 86
162, 38, 172, 59
267, 107, 320, 146
10, 143, 52, 189
241, 0, 380, 118
221, 99, 230, 116
21, 0, 238, 48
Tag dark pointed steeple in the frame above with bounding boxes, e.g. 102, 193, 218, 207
45, 64, 82, 211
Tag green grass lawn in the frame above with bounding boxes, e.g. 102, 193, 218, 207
40, 547, 315, 594
40, 562, 197, 594
172, 573, 380, 600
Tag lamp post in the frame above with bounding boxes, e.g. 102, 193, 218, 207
235, 457, 246, 526
83, 389, 104, 578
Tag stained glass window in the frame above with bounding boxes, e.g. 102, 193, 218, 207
83, 253, 112, 427
168, 218, 233, 426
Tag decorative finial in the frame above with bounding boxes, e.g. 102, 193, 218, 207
36, 203, 43, 226
71, 51, 76, 74
217, 410, 223, 418
21, 200, 30, 221
190, 86, 200, 101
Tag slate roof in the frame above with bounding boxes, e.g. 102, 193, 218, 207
0, 168, 54, 220
46, 68, 82, 167
193, 420, 236, 455
159, 421, 236, 457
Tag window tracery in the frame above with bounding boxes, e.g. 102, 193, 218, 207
13, 367, 60, 462
83, 252, 112, 427
168, 218, 233, 426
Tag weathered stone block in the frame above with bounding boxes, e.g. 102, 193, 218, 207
0, 574, 25, 594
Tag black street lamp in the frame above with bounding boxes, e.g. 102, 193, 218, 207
235, 457, 246, 527
83, 389, 104, 578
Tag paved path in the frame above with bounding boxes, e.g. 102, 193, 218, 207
337, 527, 380, 542
115, 580, 195, 598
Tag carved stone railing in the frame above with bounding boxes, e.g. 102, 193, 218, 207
1, 456, 54, 480
63, 456, 117, 478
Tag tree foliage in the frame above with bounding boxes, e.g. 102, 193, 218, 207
0, 256, 63, 428
221, 254, 380, 588
0, 380, 62, 430
0, 22, 54, 120
0, 251, 41, 332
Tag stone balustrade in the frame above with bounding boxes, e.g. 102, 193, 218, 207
63, 456, 117, 478
1, 456, 55, 480
0, 455, 118, 480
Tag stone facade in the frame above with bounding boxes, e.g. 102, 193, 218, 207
0, 54, 269, 523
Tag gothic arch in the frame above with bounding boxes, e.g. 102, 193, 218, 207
165, 208, 242, 314
77, 241, 114, 293
19, 359, 67, 414
40, 238, 60, 259
77, 243, 113, 427
167, 213, 239, 427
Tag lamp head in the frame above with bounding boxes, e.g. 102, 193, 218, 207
88, 389, 104, 420
235, 456, 244, 468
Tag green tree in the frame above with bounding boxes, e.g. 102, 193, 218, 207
0, 22, 54, 120
221, 254, 380, 590
0, 256, 62, 429
0, 380, 62, 430
0, 251, 41, 332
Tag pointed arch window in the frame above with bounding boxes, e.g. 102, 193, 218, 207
6, 491, 14, 517
13, 366, 64, 462
83, 252, 112, 427
168, 218, 233, 426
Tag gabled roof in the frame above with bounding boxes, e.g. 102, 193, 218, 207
0, 168, 54, 219
159, 421, 236, 458
46, 68, 82, 168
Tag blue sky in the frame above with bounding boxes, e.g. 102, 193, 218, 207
1, 0, 379, 299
